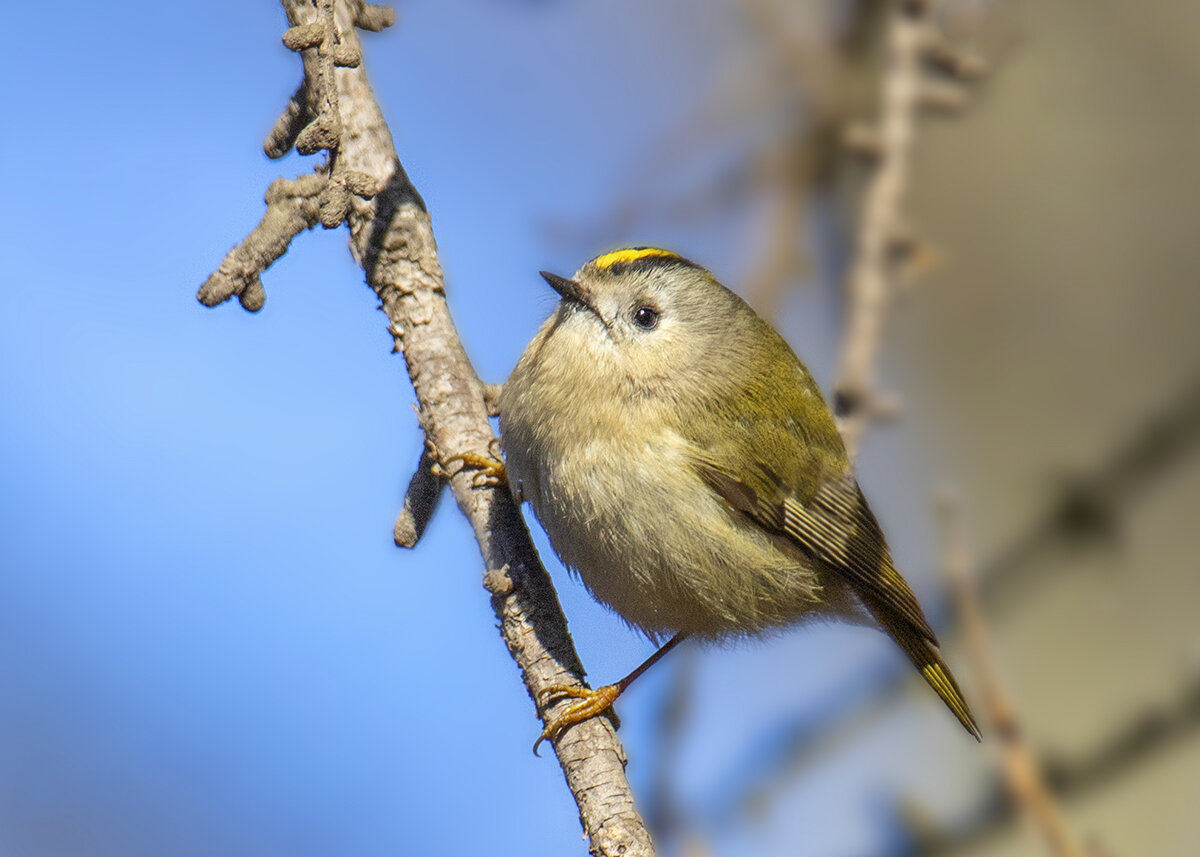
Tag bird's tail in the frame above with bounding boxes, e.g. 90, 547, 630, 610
872, 605, 981, 740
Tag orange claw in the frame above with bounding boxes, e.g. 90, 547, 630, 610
532, 684, 622, 756
443, 451, 506, 486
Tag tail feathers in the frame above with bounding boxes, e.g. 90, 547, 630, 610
875, 608, 981, 740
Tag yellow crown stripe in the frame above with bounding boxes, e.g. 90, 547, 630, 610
591, 247, 679, 270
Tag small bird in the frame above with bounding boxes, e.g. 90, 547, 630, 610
498, 247, 979, 751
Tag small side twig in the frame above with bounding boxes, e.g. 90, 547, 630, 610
393, 437, 444, 549
198, 175, 326, 311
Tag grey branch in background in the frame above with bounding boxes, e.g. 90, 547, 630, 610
834, 0, 985, 459
197, 2, 654, 854
884, 674, 1200, 856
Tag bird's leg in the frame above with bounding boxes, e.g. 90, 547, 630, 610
533, 632, 689, 755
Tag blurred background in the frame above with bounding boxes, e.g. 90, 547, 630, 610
2, 1, 1198, 855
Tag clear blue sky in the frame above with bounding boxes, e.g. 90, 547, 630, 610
0, 3, 976, 855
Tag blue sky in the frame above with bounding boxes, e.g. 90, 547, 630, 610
0, 3, 979, 855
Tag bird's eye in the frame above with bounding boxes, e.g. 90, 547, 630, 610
632, 305, 660, 330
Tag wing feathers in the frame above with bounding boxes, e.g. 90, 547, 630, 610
876, 607, 981, 740
780, 476, 938, 644
691, 450, 979, 738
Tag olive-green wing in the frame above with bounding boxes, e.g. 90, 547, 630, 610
686, 418, 980, 739
693, 452, 936, 643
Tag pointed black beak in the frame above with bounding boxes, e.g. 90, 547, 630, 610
540, 271, 588, 306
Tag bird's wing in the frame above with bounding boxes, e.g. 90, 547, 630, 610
689, 440, 937, 643
684, 409, 979, 738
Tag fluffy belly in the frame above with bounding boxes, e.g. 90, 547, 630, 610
509, 429, 829, 638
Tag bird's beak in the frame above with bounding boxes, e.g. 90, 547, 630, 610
540, 271, 590, 307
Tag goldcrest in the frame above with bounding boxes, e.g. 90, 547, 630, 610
499, 247, 978, 745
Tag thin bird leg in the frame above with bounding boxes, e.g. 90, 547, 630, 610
534, 632, 689, 755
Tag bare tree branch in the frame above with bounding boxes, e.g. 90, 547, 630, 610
198, 174, 326, 311
197, 3, 654, 854
834, 0, 926, 455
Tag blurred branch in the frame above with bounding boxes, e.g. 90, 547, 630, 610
834, 0, 984, 459
939, 491, 1099, 857
712, 370, 1200, 824
881, 675, 1200, 856
981, 371, 1200, 612
545, 1, 887, 318
197, 3, 654, 854
737, 0, 886, 315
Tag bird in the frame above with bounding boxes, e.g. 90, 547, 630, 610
497, 247, 979, 752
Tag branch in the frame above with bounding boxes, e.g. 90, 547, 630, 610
833, 0, 981, 457
197, 3, 654, 854
392, 434, 443, 549
938, 492, 1099, 857
198, 174, 325, 311
873, 675, 1199, 856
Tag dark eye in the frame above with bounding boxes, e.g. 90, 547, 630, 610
632, 305, 660, 330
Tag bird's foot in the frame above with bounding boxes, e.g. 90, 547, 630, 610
439, 441, 506, 486
533, 684, 622, 756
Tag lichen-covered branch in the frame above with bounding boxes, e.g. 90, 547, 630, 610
197, 2, 654, 854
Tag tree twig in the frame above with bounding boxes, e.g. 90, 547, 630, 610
198, 174, 326, 312
392, 435, 444, 549
197, 3, 654, 854
834, 0, 979, 458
